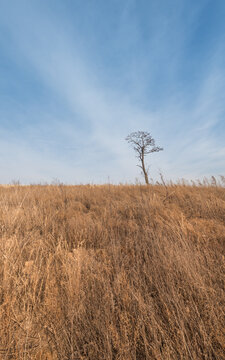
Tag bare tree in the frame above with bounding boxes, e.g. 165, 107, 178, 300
126, 131, 163, 184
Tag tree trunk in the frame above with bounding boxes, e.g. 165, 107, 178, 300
141, 155, 149, 185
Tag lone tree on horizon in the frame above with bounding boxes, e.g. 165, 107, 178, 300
126, 131, 163, 184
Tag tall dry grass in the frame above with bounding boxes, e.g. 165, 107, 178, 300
0, 182, 224, 359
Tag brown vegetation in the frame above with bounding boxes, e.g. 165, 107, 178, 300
0, 181, 224, 359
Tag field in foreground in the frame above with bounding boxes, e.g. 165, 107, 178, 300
0, 183, 224, 359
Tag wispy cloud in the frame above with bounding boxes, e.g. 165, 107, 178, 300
0, 0, 224, 183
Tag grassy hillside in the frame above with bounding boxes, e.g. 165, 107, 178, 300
0, 183, 224, 359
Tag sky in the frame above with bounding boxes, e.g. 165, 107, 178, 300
0, 0, 225, 184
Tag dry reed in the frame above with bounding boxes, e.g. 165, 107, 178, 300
0, 182, 224, 359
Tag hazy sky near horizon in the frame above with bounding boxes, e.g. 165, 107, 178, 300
0, 0, 225, 184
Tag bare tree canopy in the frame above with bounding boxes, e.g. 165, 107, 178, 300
126, 131, 163, 184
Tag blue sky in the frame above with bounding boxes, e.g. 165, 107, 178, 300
0, 0, 224, 184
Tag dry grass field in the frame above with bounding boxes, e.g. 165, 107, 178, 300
0, 181, 224, 359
